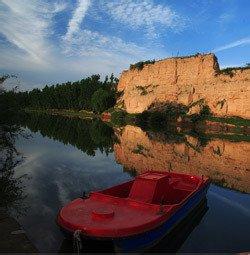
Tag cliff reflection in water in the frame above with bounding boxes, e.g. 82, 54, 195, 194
114, 125, 250, 193
19, 113, 250, 193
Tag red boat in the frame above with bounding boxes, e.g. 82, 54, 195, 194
57, 171, 209, 252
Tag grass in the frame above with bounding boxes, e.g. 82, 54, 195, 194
207, 116, 250, 127
220, 65, 250, 77
25, 108, 96, 119
206, 132, 250, 142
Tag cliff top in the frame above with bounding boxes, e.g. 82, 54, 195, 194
129, 53, 217, 72
128, 53, 250, 74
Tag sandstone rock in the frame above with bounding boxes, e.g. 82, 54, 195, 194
117, 53, 250, 119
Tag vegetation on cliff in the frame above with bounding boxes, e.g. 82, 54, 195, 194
220, 63, 250, 77
130, 59, 155, 71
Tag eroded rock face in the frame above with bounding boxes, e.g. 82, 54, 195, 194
117, 54, 250, 118
114, 125, 250, 193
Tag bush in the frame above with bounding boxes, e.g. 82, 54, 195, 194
130, 60, 155, 71
111, 110, 126, 126
134, 102, 188, 131
91, 88, 116, 113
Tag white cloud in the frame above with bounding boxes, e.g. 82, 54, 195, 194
102, 0, 184, 38
0, 0, 66, 65
213, 37, 250, 52
64, 0, 91, 41
52, 1, 68, 13
61, 28, 163, 80
0, 0, 166, 89
63, 29, 148, 58
61, 1, 164, 78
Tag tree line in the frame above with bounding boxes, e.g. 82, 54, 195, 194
0, 74, 118, 114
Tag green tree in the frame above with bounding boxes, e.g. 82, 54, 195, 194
91, 88, 115, 113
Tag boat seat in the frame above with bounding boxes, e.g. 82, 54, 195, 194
129, 173, 170, 204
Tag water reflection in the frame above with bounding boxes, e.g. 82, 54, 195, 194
13, 132, 131, 252
20, 113, 116, 156
0, 113, 27, 216
0, 113, 249, 252
114, 125, 250, 193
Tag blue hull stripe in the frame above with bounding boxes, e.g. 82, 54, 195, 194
114, 185, 209, 252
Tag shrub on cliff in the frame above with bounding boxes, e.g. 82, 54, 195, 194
148, 102, 188, 119
130, 60, 155, 71
134, 102, 188, 130
147, 112, 166, 130
220, 64, 250, 77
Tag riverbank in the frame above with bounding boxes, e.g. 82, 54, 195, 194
0, 210, 37, 253
25, 108, 97, 119
109, 109, 250, 134
24, 108, 250, 140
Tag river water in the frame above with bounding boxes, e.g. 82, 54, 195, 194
1, 113, 250, 253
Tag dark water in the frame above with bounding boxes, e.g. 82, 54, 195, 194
1, 113, 250, 253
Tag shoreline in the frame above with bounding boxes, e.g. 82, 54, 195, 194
24, 108, 97, 120
23, 108, 250, 142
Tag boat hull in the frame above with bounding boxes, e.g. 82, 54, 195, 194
60, 182, 209, 252
113, 183, 209, 252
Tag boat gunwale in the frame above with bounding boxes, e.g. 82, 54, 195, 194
91, 172, 208, 208
58, 184, 209, 241
57, 172, 210, 238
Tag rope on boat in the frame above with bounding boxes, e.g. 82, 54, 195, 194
73, 229, 83, 254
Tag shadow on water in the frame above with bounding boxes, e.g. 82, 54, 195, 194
0, 111, 28, 216
147, 199, 208, 253
0, 112, 39, 252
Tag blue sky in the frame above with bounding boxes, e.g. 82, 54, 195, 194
0, 0, 249, 90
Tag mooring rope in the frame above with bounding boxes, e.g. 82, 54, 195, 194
73, 229, 83, 254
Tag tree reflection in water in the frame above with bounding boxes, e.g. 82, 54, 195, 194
11, 111, 250, 193
0, 112, 28, 216
20, 112, 116, 156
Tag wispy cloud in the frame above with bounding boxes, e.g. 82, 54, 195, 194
0, 0, 167, 89
218, 12, 234, 24
61, 0, 164, 76
61, 28, 163, 77
63, 29, 148, 58
102, 0, 185, 38
213, 37, 250, 52
0, 0, 66, 65
53, 1, 68, 13
64, 0, 91, 41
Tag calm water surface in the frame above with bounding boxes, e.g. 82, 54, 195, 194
2, 114, 250, 253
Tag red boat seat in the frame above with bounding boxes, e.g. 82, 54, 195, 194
129, 172, 171, 204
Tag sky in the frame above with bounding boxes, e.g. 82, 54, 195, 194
0, 0, 249, 90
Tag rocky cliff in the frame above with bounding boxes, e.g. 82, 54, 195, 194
114, 125, 250, 193
117, 54, 250, 119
